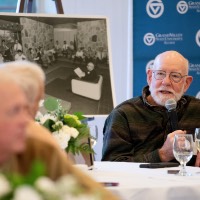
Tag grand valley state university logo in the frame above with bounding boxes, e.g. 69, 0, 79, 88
177, 1, 188, 14
177, 1, 200, 14
196, 30, 200, 47
144, 33, 156, 46
143, 32, 183, 46
146, 0, 164, 18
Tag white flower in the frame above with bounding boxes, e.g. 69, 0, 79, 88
39, 113, 57, 124
35, 111, 43, 121
63, 194, 100, 200
62, 193, 101, 200
0, 173, 101, 200
52, 121, 63, 130
35, 176, 59, 199
62, 125, 79, 138
56, 175, 79, 194
55, 121, 63, 127
13, 185, 42, 200
52, 129, 71, 149
0, 174, 11, 197
38, 99, 44, 107
62, 125, 71, 133
69, 127, 79, 138
34, 99, 92, 155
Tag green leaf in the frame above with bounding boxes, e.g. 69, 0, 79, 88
44, 97, 59, 112
43, 119, 55, 132
73, 112, 86, 121
25, 160, 46, 184
5, 160, 46, 189
63, 116, 84, 128
76, 126, 90, 139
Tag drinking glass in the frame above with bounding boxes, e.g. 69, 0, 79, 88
173, 134, 193, 176
195, 128, 200, 153
89, 125, 98, 148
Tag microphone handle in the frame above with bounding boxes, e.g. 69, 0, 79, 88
168, 110, 179, 132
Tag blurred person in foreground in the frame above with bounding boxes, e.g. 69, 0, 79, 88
102, 50, 200, 166
0, 61, 118, 199
0, 61, 58, 147
2, 61, 45, 118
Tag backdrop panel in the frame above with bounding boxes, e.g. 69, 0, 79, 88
133, 0, 200, 97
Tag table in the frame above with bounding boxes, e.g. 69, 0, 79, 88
87, 161, 200, 200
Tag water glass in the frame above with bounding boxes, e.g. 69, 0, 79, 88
89, 125, 98, 148
173, 134, 193, 176
195, 128, 200, 152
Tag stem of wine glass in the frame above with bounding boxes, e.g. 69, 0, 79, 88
90, 136, 97, 148
179, 162, 187, 176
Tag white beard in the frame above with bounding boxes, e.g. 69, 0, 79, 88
149, 86, 184, 106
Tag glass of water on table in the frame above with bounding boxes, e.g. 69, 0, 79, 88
195, 128, 200, 153
173, 134, 193, 176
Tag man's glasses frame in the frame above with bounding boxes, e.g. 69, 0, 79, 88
152, 70, 188, 83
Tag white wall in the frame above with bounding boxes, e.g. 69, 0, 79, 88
35, 0, 133, 160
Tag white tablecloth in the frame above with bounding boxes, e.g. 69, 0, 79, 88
87, 161, 200, 200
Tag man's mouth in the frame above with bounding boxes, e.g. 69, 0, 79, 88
159, 90, 173, 95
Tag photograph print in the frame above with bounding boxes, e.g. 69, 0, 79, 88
0, 13, 114, 115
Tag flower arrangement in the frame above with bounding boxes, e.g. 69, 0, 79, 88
0, 161, 101, 200
36, 97, 93, 155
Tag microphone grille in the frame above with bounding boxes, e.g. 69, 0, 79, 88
165, 98, 177, 111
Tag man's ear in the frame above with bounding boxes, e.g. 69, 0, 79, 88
184, 76, 193, 92
147, 69, 153, 85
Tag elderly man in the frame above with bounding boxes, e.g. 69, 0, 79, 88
102, 50, 200, 166
0, 62, 118, 199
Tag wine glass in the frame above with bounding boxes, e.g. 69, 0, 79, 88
195, 128, 200, 153
88, 125, 98, 148
173, 134, 193, 176
87, 125, 98, 170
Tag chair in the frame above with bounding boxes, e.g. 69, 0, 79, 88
71, 75, 103, 100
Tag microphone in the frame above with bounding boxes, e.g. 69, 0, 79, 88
165, 99, 179, 131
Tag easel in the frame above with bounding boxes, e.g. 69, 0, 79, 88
17, 0, 64, 14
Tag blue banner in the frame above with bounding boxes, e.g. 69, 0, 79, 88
133, 0, 200, 97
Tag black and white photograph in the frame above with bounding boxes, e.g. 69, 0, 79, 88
0, 13, 114, 115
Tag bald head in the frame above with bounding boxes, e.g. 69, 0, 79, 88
153, 51, 189, 74
87, 62, 95, 71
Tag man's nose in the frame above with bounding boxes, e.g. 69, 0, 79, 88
162, 74, 172, 84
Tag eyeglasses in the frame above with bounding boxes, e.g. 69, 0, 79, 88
152, 70, 188, 83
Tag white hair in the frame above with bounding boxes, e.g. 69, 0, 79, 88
0, 69, 19, 85
0, 61, 45, 104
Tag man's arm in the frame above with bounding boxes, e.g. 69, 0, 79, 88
102, 110, 162, 163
